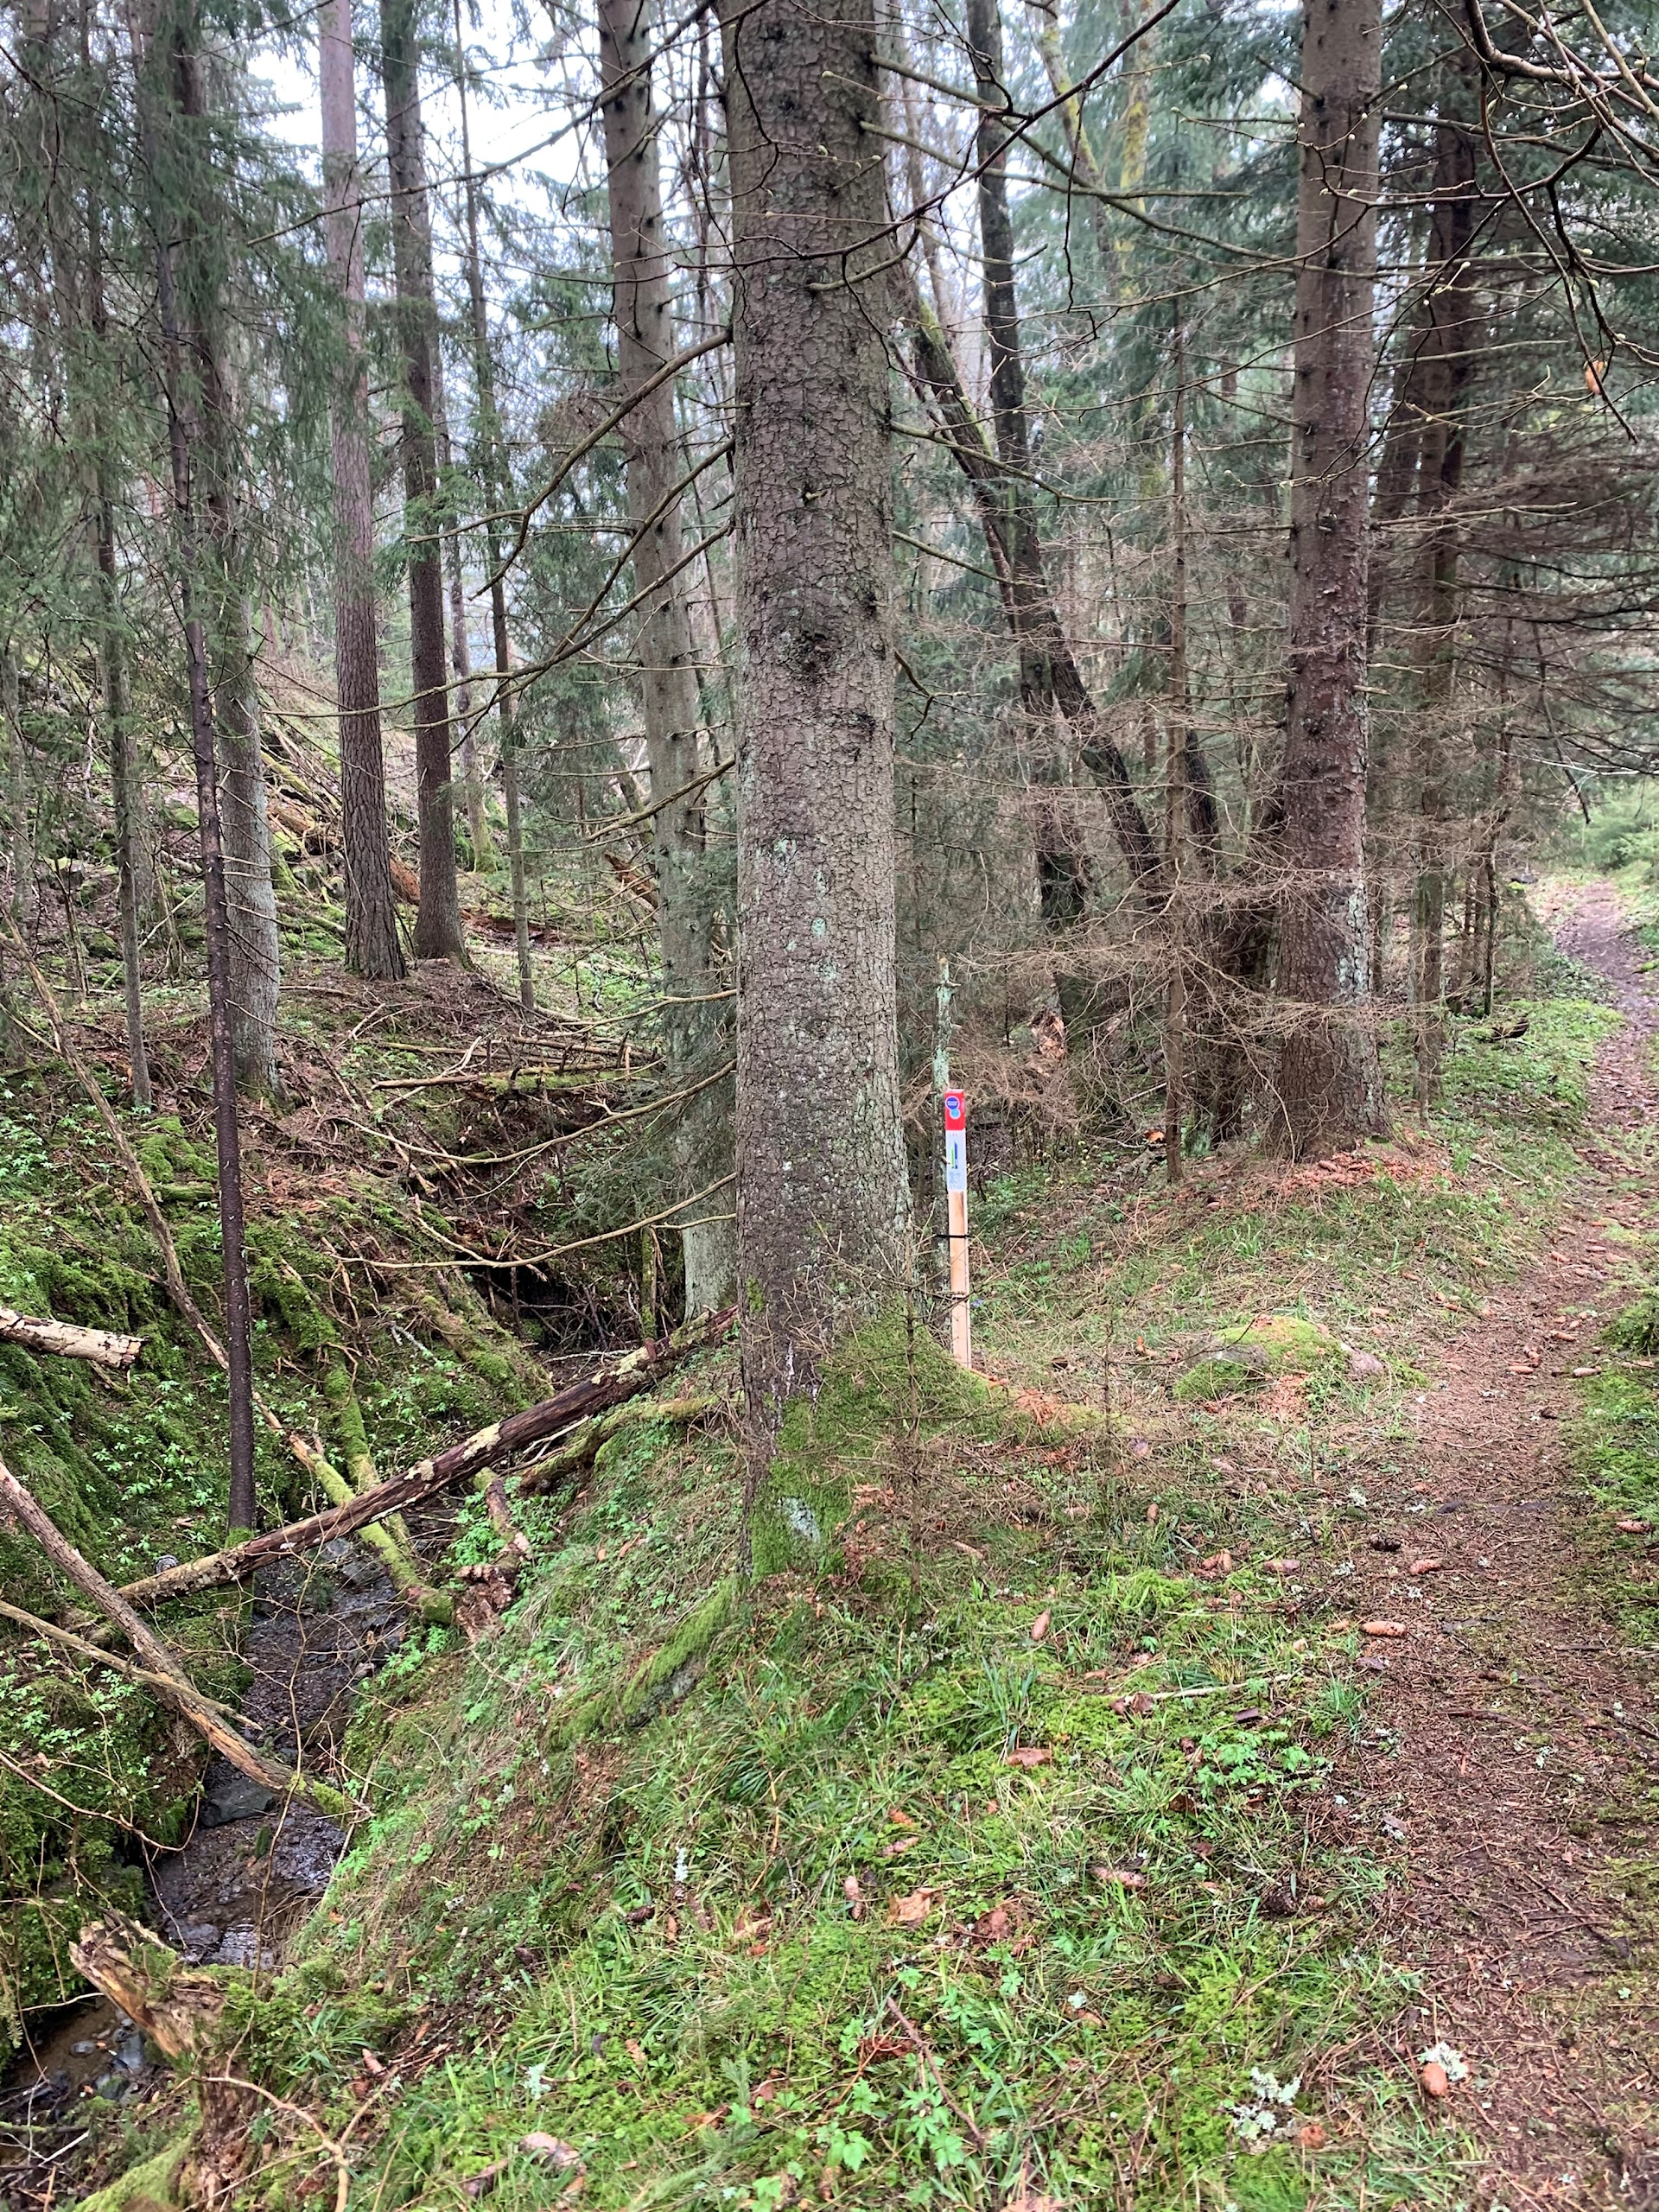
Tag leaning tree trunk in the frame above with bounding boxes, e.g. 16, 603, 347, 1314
379, 0, 464, 963
601, 0, 736, 1315
1274, 0, 1388, 1155
721, 0, 912, 1432
321, 0, 404, 982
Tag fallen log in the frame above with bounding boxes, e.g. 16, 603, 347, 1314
0, 1306, 142, 1370
118, 1303, 737, 1609
0, 1456, 352, 1819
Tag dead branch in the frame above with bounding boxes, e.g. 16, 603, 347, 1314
0, 1306, 142, 1369
0, 1455, 352, 1818
0, 1592, 243, 1718
517, 1391, 726, 1494
118, 1304, 736, 1608
71, 1912, 254, 2203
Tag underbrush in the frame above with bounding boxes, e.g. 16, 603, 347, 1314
0, 1062, 539, 2049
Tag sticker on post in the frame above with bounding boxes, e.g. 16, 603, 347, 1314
944, 1129, 967, 1194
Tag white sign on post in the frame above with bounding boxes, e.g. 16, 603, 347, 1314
942, 1090, 971, 1370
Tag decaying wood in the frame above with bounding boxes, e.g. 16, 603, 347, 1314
118, 1303, 736, 1608
72, 1911, 254, 2204
0, 1455, 351, 1818
0, 1306, 142, 1370
517, 1391, 724, 1495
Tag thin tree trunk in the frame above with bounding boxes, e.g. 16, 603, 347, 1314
1163, 316, 1188, 1186
95, 535, 150, 1107
721, 0, 912, 1433
430, 335, 491, 871
1274, 0, 1387, 1155
600, 0, 735, 1315
1408, 90, 1478, 1096
135, 0, 260, 1531
215, 598, 283, 1097
451, 2, 530, 1006
81, 85, 151, 1108
164, 19, 282, 1099
320, 0, 404, 982
3, 647, 32, 927
379, 0, 464, 962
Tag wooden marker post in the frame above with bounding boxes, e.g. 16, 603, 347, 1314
942, 1088, 971, 1370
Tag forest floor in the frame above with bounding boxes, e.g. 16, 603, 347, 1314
10, 874, 1659, 2212
1338, 880, 1659, 2208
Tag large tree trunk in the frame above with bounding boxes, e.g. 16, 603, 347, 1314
601, 0, 736, 1316
321, 0, 404, 982
721, 0, 912, 1432
379, 0, 464, 963
1274, 0, 1388, 1155
2, 645, 32, 927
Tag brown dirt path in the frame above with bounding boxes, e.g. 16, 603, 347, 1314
1342, 880, 1659, 2208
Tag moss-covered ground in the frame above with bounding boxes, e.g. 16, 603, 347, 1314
16, 890, 1653, 2212
58, 975, 1626, 2209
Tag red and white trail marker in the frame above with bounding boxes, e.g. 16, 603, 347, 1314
942, 1088, 971, 1370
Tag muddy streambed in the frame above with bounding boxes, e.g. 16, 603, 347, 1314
1, 1539, 399, 2204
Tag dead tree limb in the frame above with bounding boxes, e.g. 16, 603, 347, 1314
0, 1307, 142, 1369
0, 1455, 352, 1817
72, 1912, 254, 2202
517, 1392, 726, 1494
118, 1303, 737, 1608
0, 1593, 244, 1718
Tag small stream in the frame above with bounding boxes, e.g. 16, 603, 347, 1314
1, 1538, 400, 2205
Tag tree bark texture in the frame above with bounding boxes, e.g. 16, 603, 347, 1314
601, 0, 736, 1316
321, 0, 404, 982
721, 0, 912, 1428
379, 0, 464, 963
1275, 0, 1388, 1154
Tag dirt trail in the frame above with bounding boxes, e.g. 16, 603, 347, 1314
1344, 880, 1659, 2205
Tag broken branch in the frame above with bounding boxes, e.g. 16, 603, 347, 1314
0, 1455, 352, 1818
0, 1306, 142, 1370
